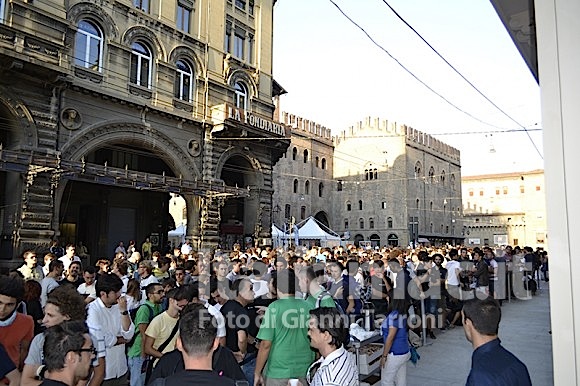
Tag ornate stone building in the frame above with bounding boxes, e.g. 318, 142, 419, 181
332, 118, 463, 247
0, 0, 288, 263
461, 169, 547, 249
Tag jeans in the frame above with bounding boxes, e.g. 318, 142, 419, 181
380, 351, 411, 386
128, 356, 145, 386
241, 353, 256, 385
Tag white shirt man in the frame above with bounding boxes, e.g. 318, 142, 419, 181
58, 245, 81, 273
86, 274, 134, 382
180, 240, 192, 256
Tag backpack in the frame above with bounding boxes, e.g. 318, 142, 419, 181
127, 303, 154, 348
315, 291, 346, 315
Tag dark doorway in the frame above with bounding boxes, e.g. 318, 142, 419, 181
314, 211, 330, 228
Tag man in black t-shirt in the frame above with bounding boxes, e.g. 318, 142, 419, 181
150, 304, 235, 386
220, 278, 255, 384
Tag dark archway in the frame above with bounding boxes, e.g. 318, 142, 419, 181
0, 102, 18, 259
369, 234, 381, 248
220, 155, 258, 249
353, 234, 364, 247
314, 211, 330, 228
387, 233, 399, 247
59, 144, 176, 261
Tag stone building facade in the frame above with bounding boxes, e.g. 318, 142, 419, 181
461, 169, 547, 249
332, 118, 463, 247
271, 112, 334, 231
0, 0, 288, 263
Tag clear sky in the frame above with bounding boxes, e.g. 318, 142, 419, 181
272, 0, 543, 176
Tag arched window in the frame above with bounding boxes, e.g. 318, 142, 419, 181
344, 219, 349, 229
430, 223, 433, 233
292, 147, 297, 161
430, 201, 433, 211
74, 20, 103, 71
318, 182, 324, 197
369, 218, 374, 229
440, 170, 445, 185
416, 199, 420, 209
450, 174, 456, 191
440, 224, 444, 233
346, 201, 351, 211
387, 217, 393, 228
358, 200, 363, 210
284, 204, 291, 219
175, 59, 193, 102
428, 167, 435, 183
130, 41, 152, 88
374, 169, 378, 180
365, 170, 369, 180
305, 180, 310, 195
414, 161, 422, 178
234, 81, 248, 109
315, 156, 319, 168
293, 179, 298, 194
359, 218, 364, 229
303, 149, 309, 163
321, 158, 326, 170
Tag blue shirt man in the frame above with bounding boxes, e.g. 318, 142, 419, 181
462, 298, 531, 386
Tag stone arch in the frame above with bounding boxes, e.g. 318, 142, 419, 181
123, 26, 166, 60
227, 69, 258, 99
0, 87, 37, 148
59, 121, 200, 179
169, 46, 204, 77
314, 211, 330, 228
214, 147, 264, 187
67, 2, 119, 38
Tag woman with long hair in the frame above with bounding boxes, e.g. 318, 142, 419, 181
380, 298, 411, 385
125, 278, 142, 313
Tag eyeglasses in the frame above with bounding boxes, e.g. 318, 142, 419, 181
76, 347, 97, 356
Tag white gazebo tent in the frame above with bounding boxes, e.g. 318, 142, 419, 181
294, 216, 341, 248
271, 224, 288, 248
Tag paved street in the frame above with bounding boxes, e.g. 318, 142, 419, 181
405, 282, 553, 386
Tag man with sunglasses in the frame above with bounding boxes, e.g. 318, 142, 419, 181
127, 283, 164, 386
143, 286, 191, 365
40, 321, 95, 386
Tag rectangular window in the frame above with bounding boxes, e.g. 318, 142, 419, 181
248, 35, 254, 63
234, 31, 245, 59
520, 186, 525, 193
249, 0, 254, 15
337, 180, 343, 191
0, 0, 5, 24
176, 1, 192, 34
503, 186, 508, 195
225, 22, 232, 53
133, 0, 149, 13
284, 204, 291, 220
536, 186, 541, 191
300, 206, 306, 220
235, 0, 246, 10
536, 233, 545, 244
382, 202, 387, 209
479, 190, 484, 196
513, 238, 519, 246
495, 188, 500, 195
469, 190, 474, 197
344, 220, 349, 230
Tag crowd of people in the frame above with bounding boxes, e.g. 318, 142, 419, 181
0, 240, 543, 386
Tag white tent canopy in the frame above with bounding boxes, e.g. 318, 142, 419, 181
168, 223, 186, 245
294, 216, 341, 247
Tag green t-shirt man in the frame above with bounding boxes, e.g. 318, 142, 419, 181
256, 296, 314, 379
127, 300, 162, 358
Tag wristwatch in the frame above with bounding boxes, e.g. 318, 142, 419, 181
120, 310, 129, 315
